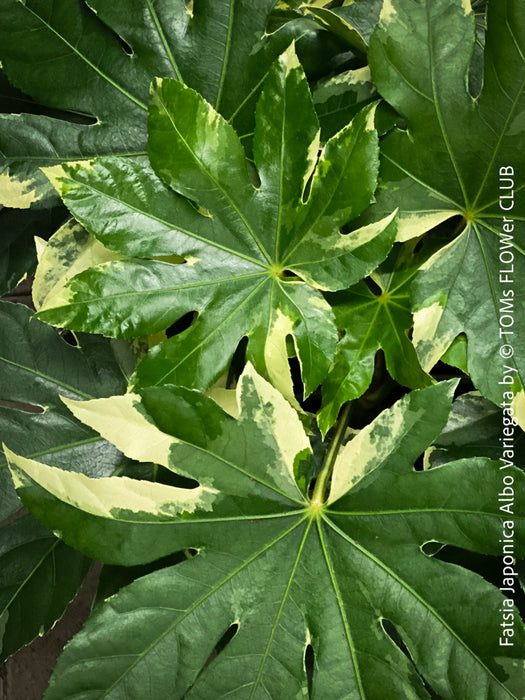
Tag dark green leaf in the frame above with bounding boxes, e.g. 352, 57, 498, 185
0, 206, 66, 296
0, 301, 128, 660
0, 515, 89, 663
0, 0, 301, 206
0, 301, 125, 521
367, 0, 525, 415
427, 391, 525, 467
7, 371, 524, 698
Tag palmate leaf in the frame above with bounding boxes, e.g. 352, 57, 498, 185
0, 0, 301, 207
0, 301, 126, 661
5, 367, 525, 698
36, 47, 396, 399
367, 0, 525, 417
319, 242, 432, 434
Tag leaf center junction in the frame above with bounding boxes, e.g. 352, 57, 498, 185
268, 263, 286, 279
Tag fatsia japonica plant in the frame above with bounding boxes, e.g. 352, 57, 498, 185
0, 0, 524, 698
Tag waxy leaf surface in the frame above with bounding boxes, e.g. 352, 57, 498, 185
368, 0, 525, 415
37, 48, 396, 398
6, 368, 525, 698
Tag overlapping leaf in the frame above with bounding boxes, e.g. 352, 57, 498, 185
313, 66, 378, 142
0, 206, 66, 296
0, 0, 301, 208
5, 367, 524, 698
320, 242, 432, 433
367, 0, 525, 416
0, 301, 126, 661
0, 302, 126, 519
304, 0, 383, 53
426, 391, 525, 468
36, 47, 396, 398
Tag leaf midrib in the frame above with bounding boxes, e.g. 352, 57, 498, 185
317, 518, 366, 698
98, 515, 308, 699
281, 115, 369, 266
249, 518, 313, 699
471, 71, 525, 209
20, 4, 147, 112
42, 510, 306, 528
0, 536, 61, 623
157, 91, 272, 265
0, 357, 93, 401
65, 173, 268, 269
41, 271, 266, 310
214, 0, 236, 112
426, 2, 469, 206
273, 75, 287, 264
479, 220, 525, 258
381, 150, 462, 209
323, 515, 514, 694
144, 0, 183, 81
0, 436, 105, 472
328, 507, 516, 517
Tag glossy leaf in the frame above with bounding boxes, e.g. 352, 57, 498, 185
6, 369, 525, 698
368, 0, 525, 416
0, 0, 301, 207
36, 48, 396, 397
320, 243, 432, 434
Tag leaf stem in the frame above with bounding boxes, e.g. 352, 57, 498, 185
311, 403, 352, 506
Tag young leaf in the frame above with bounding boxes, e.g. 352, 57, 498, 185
319, 243, 432, 434
36, 48, 396, 398
367, 0, 525, 415
6, 370, 525, 698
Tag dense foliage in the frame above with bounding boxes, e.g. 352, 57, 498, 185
0, 0, 524, 697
